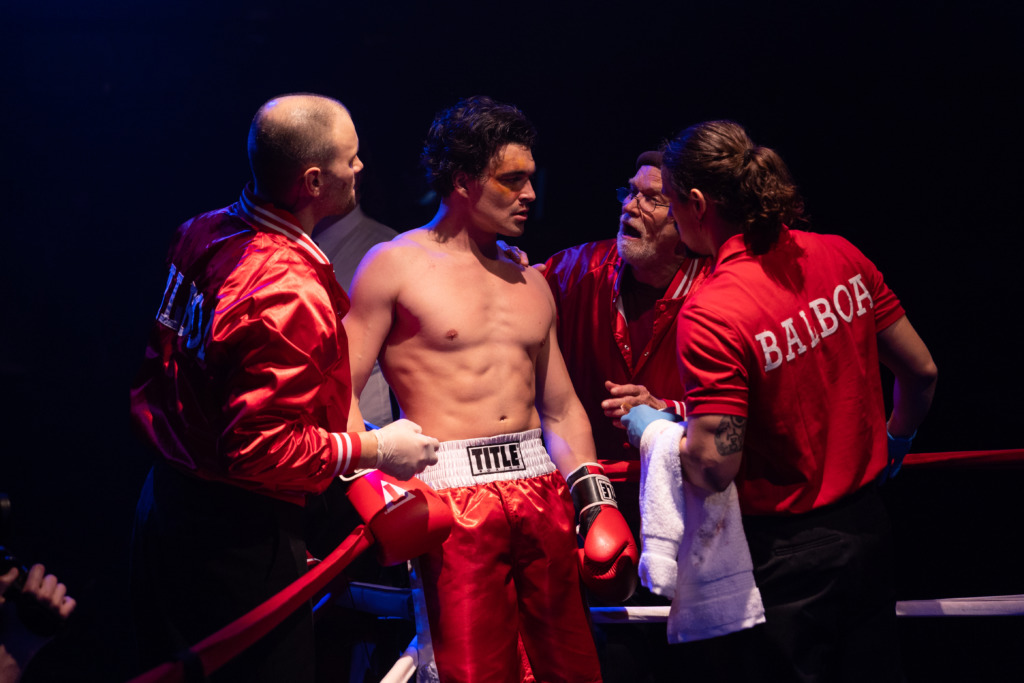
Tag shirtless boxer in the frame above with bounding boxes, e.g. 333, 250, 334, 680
343, 96, 636, 682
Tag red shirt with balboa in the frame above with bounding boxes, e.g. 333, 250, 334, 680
677, 228, 905, 516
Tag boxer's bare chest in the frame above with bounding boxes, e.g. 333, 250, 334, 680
394, 251, 552, 355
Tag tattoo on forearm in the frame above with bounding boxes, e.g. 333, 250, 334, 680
714, 416, 746, 457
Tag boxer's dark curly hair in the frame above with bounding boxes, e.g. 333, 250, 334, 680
421, 96, 537, 197
662, 120, 807, 254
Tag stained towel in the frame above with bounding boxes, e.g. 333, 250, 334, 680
638, 420, 766, 643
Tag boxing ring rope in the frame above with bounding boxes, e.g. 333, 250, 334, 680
590, 595, 1024, 622
126, 448, 1023, 683
901, 448, 1024, 468
126, 525, 375, 683
373, 596, 1024, 683
336, 585, 1024, 626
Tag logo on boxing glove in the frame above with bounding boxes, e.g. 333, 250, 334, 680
345, 471, 454, 566
378, 480, 416, 514
566, 463, 639, 603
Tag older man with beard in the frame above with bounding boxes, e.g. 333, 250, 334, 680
544, 150, 710, 495
543, 150, 711, 680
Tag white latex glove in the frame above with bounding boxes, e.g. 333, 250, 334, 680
373, 419, 440, 480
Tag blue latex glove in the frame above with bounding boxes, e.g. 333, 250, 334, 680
621, 405, 683, 448
878, 430, 916, 484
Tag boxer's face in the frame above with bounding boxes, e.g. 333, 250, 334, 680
617, 165, 680, 272
463, 144, 536, 238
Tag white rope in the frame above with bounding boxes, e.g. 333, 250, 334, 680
590, 595, 1024, 623
337, 582, 1024, 623
371, 594, 1024, 682
379, 636, 418, 683
590, 606, 672, 623
895, 594, 1024, 617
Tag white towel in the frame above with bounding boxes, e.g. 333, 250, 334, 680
638, 420, 766, 643
637, 420, 686, 598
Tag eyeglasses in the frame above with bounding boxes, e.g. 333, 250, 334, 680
616, 187, 671, 213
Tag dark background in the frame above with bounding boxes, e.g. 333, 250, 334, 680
1, 0, 1021, 680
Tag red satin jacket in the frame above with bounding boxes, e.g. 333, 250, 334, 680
544, 239, 710, 480
130, 186, 363, 505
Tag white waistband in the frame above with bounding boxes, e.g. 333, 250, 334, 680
417, 428, 557, 491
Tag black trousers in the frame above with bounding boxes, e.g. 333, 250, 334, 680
675, 485, 904, 683
129, 463, 314, 683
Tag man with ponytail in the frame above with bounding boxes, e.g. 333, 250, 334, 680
624, 120, 937, 681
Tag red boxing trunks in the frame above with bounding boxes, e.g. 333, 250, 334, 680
412, 429, 601, 683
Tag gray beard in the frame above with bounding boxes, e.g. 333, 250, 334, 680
617, 233, 685, 285
617, 232, 662, 270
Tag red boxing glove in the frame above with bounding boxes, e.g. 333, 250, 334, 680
566, 463, 639, 603
345, 470, 453, 566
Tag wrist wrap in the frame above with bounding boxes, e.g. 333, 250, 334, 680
566, 463, 617, 535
